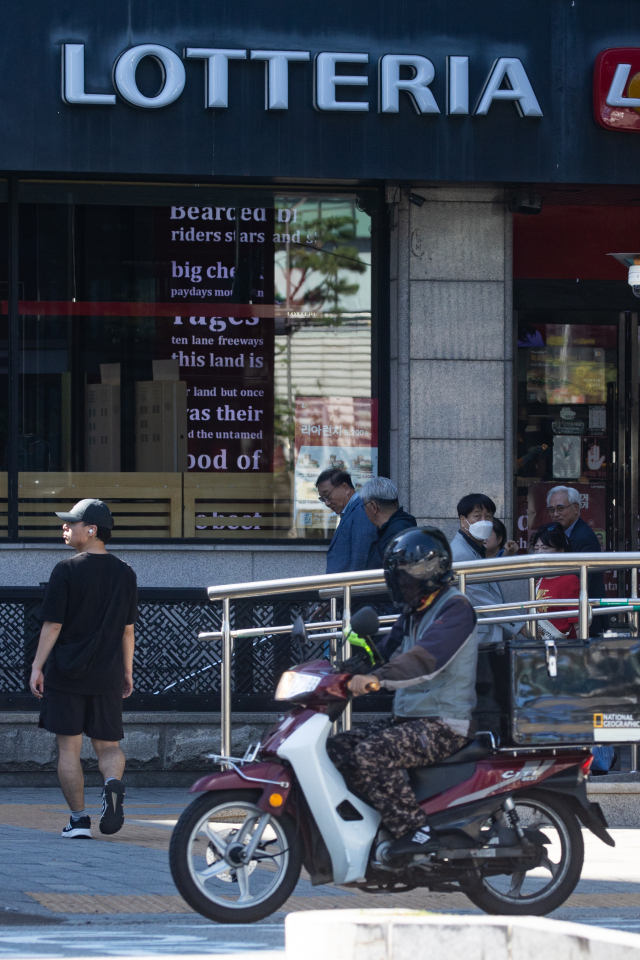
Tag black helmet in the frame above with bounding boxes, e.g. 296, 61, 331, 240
383, 526, 454, 608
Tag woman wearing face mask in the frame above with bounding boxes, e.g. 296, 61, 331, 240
450, 495, 522, 644
526, 522, 579, 640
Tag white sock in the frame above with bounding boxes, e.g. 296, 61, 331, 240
104, 777, 119, 785
70, 809, 86, 820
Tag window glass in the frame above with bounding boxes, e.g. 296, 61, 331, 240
0, 185, 7, 536
516, 317, 616, 557
17, 184, 376, 539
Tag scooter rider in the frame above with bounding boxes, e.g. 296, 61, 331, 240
326, 526, 478, 859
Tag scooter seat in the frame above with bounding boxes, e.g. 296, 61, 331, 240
436, 739, 491, 764
407, 741, 490, 803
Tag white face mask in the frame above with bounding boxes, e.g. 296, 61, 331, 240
467, 519, 494, 541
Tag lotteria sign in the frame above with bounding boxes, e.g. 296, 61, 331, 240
6, 0, 640, 184
594, 48, 640, 132
62, 44, 543, 118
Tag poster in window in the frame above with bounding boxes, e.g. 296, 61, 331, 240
582, 437, 607, 479
153, 204, 276, 473
526, 346, 606, 405
294, 397, 378, 534
552, 435, 582, 478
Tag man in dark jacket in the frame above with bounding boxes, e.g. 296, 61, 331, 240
546, 485, 605, 606
360, 477, 417, 568
317, 468, 377, 573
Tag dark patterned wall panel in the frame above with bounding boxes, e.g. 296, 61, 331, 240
0, 604, 27, 693
0, 592, 386, 704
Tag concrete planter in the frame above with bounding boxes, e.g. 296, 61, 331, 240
286, 912, 640, 960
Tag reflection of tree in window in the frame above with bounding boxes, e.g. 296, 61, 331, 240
274, 203, 371, 475
277, 212, 367, 318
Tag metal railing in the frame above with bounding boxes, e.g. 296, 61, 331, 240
200, 551, 640, 757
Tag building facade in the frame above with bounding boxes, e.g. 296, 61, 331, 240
0, 0, 638, 590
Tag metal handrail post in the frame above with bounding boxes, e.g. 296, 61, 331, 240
632, 568, 640, 775
330, 595, 338, 736
529, 578, 538, 640
579, 565, 589, 638
458, 573, 466, 594
221, 597, 232, 757
342, 584, 352, 732
329, 596, 338, 664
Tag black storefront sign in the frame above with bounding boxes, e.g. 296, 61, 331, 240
3, 0, 640, 183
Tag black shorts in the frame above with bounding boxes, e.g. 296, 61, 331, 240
39, 688, 124, 741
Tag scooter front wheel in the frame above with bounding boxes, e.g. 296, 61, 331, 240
169, 790, 302, 923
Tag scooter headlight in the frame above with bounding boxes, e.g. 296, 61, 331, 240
275, 671, 321, 701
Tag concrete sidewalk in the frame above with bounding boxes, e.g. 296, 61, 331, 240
1, 786, 640, 955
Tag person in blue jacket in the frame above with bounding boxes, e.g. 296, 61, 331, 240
316, 468, 377, 573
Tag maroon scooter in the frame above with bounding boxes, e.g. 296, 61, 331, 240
170, 611, 613, 924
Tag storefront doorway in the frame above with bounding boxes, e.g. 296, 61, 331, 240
514, 191, 640, 586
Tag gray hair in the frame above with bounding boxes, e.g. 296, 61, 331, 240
359, 477, 399, 505
546, 485, 581, 507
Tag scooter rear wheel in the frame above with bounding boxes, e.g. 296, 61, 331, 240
461, 789, 584, 916
169, 790, 302, 923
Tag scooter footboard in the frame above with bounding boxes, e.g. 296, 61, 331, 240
190, 761, 293, 816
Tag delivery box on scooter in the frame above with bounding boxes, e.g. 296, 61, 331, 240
474, 636, 640, 746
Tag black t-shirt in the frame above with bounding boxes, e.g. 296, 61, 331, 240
40, 552, 138, 695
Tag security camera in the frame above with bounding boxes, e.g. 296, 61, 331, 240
629, 263, 640, 299
608, 253, 640, 297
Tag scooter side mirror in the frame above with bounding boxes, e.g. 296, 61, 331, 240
291, 615, 310, 659
349, 606, 380, 638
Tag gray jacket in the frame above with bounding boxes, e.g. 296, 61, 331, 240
450, 531, 522, 643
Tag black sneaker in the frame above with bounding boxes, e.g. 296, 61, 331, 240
100, 779, 125, 835
61, 816, 92, 839
386, 825, 438, 859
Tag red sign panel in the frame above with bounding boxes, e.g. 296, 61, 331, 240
594, 48, 640, 132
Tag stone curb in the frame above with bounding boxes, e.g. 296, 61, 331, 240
285, 911, 640, 960
588, 782, 640, 793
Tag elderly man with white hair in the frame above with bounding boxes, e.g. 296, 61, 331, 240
546, 485, 605, 615
359, 477, 416, 568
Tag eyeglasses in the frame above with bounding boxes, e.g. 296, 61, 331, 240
548, 504, 571, 513
317, 495, 331, 504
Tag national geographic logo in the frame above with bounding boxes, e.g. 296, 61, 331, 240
594, 712, 640, 729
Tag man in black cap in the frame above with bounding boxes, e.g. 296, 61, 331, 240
29, 500, 138, 840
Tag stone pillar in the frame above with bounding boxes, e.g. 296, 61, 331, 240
389, 184, 513, 540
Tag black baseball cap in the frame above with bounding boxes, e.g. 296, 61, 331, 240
55, 499, 114, 529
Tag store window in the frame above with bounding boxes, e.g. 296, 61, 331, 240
516, 316, 617, 557
513, 197, 640, 570
16, 183, 377, 540
0, 184, 8, 537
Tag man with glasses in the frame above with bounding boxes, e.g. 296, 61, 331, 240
316, 468, 377, 573
546, 485, 605, 622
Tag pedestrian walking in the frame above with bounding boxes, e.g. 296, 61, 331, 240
29, 499, 138, 839
359, 477, 416, 568
316, 468, 377, 573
